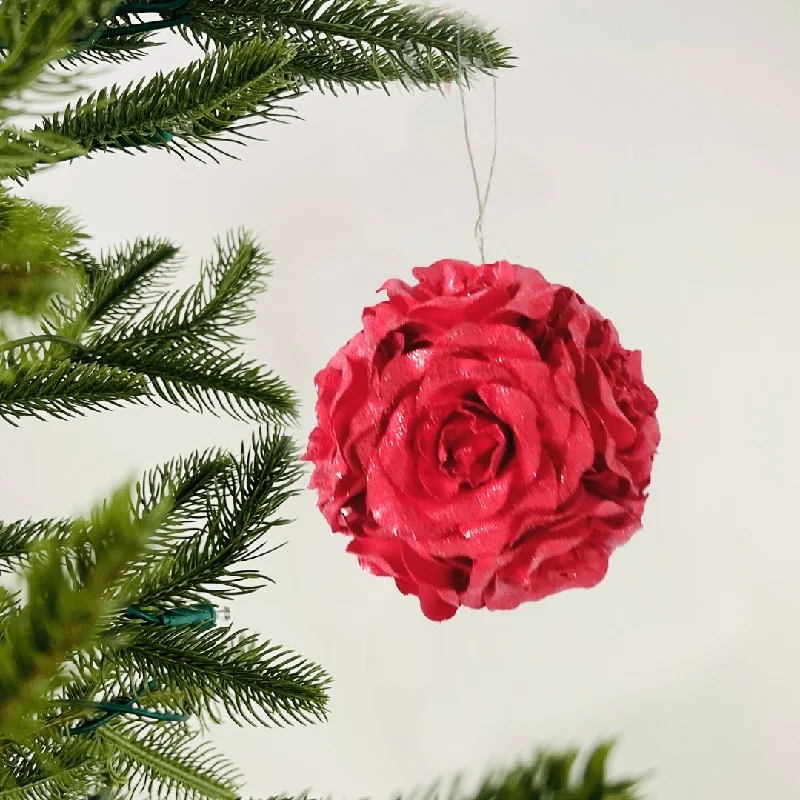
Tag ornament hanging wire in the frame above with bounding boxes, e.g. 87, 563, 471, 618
451, 12, 500, 264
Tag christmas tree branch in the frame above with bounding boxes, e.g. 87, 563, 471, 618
0, 0, 115, 106
0, 453, 230, 572
0, 359, 148, 425
0, 0, 116, 181
259, 743, 642, 800
78, 237, 183, 331
91, 340, 296, 423
458, 742, 642, 800
180, 0, 514, 82
98, 721, 242, 800
134, 447, 237, 534
0, 483, 167, 738
0, 519, 72, 571
0, 434, 273, 578
71, 231, 297, 421
0, 192, 87, 319
0, 126, 86, 183
62, 31, 161, 66
36, 38, 300, 162
0, 230, 296, 425
102, 623, 330, 727
0, 735, 104, 800
124, 428, 301, 605
88, 230, 269, 350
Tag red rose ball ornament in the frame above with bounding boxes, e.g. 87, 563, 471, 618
304, 260, 660, 621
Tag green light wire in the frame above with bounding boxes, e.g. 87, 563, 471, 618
0, 0, 192, 50
69, 682, 188, 735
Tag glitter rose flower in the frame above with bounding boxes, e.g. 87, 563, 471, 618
304, 260, 660, 620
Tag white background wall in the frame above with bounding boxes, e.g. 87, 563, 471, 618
3, 0, 799, 797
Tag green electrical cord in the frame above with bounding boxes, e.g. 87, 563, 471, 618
0, 0, 192, 50
69, 681, 188, 735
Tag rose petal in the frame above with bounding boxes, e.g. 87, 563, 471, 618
418, 586, 459, 621
476, 383, 541, 480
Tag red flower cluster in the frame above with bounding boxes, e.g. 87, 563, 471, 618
305, 260, 660, 620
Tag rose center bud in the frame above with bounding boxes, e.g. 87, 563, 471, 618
437, 406, 509, 488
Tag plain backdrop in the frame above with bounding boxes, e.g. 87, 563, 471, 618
3, 0, 799, 797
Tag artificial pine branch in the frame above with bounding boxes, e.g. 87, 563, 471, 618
24, 2, 513, 166
0, 519, 72, 571
457, 742, 642, 800
133, 447, 237, 535
101, 623, 330, 727
98, 721, 242, 800
77, 237, 183, 331
0, 735, 105, 800
180, 0, 514, 84
37, 38, 300, 162
0, 0, 115, 107
89, 230, 269, 350
0, 127, 86, 182
92, 341, 297, 423
0, 192, 87, 318
0, 588, 19, 637
0, 432, 291, 598
0, 230, 297, 425
61, 32, 161, 66
0, 483, 169, 738
0, 425, 328, 746
0, 0, 117, 180
123, 428, 301, 605
259, 744, 641, 800
0, 358, 149, 425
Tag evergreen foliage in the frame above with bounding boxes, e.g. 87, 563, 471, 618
460, 743, 642, 800
0, 1, 645, 799
269, 744, 642, 800
0, 484, 169, 740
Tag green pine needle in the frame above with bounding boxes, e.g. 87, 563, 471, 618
0, 736, 104, 800
0, 518, 72, 571
61, 31, 162, 67
0, 358, 148, 426
0, 0, 116, 108
124, 427, 303, 605
460, 743, 642, 800
72, 229, 298, 424
0, 482, 167, 737
0, 192, 87, 318
79, 237, 183, 331
0, 229, 297, 425
259, 744, 642, 800
90, 230, 269, 349
181, 0, 515, 89
98, 721, 243, 800
376, 743, 642, 800
36, 37, 301, 162
0, 126, 86, 182
0, 588, 19, 639
0, 449, 231, 572
92, 339, 297, 423
104, 623, 331, 727
134, 447, 237, 535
